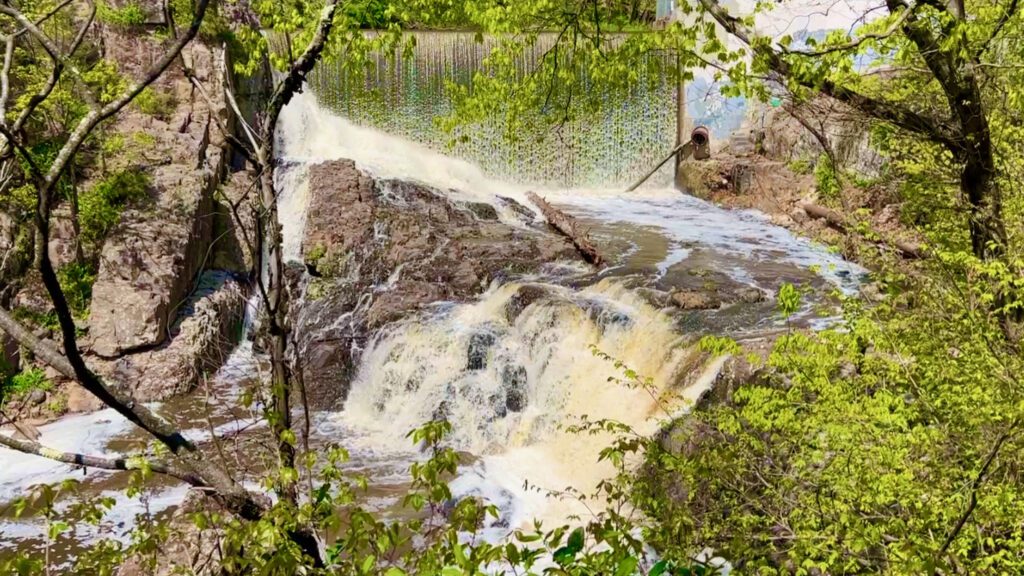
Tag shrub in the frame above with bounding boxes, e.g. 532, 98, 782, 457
134, 88, 176, 118
786, 156, 813, 175
57, 262, 97, 317
2, 368, 52, 402
79, 169, 149, 249
97, 1, 147, 27
814, 152, 841, 200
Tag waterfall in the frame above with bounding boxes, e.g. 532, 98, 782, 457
275, 89, 864, 530
323, 277, 726, 528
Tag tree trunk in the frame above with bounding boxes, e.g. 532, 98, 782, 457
526, 191, 605, 266
957, 96, 1006, 261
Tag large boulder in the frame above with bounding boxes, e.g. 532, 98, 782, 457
293, 160, 579, 409
93, 272, 246, 401
88, 166, 219, 357
752, 98, 884, 178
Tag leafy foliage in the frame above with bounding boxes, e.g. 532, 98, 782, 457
1, 367, 52, 403
57, 262, 96, 317
97, 1, 147, 27
78, 169, 149, 250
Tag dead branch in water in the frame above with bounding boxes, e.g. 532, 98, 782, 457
526, 191, 605, 267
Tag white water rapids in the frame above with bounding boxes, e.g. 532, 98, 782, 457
0, 87, 866, 555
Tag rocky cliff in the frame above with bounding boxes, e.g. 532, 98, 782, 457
291, 160, 580, 409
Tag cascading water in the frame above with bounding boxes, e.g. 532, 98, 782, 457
0, 26, 868, 554
324, 278, 729, 528
275, 81, 865, 531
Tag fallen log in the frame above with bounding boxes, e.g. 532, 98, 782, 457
798, 201, 926, 259
526, 191, 605, 267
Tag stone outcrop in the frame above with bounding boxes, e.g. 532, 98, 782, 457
87, 37, 232, 358
92, 272, 246, 401
89, 166, 219, 357
293, 160, 580, 409
752, 100, 884, 178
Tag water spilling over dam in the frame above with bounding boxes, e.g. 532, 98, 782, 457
308, 31, 686, 188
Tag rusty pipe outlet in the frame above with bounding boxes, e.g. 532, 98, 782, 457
691, 126, 711, 160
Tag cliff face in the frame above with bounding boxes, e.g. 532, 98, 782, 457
37, 15, 250, 403
82, 24, 252, 401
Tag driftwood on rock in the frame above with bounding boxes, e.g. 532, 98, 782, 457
526, 191, 605, 267
799, 202, 926, 259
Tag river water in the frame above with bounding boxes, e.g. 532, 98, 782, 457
0, 62, 866, 563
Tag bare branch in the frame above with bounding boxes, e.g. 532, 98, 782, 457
223, 76, 261, 153
3, 0, 96, 152
13, 0, 78, 38
0, 434, 205, 486
184, 70, 257, 164
42, 0, 212, 190
976, 0, 1020, 58
780, 6, 914, 57
0, 1, 100, 110
0, 34, 13, 124
251, 0, 340, 509
0, 306, 198, 453
695, 0, 962, 150
936, 420, 1020, 563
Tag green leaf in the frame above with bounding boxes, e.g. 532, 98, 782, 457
567, 527, 585, 553
615, 556, 639, 576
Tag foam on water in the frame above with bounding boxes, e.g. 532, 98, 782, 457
323, 277, 730, 531
0, 409, 132, 503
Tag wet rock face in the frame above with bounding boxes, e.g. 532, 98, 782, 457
467, 332, 496, 370
502, 365, 528, 413
671, 289, 721, 310
89, 166, 218, 357
293, 159, 579, 409
504, 284, 553, 322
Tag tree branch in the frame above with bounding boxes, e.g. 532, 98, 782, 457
936, 420, 1020, 564
0, 34, 13, 124
975, 0, 1020, 58
0, 306, 198, 454
0, 434, 205, 486
2, 0, 95, 154
42, 0, 211, 190
780, 6, 914, 57
695, 0, 962, 149
251, 0, 339, 511
12, 0, 78, 38
0, 1, 100, 111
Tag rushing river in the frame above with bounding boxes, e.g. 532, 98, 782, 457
0, 49, 871, 565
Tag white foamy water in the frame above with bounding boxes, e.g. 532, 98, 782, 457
278, 91, 864, 289
0, 409, 132, 503
324, 278, 723, 530
549, 191, 865, 293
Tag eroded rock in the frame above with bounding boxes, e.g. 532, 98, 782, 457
88, 39, 230, 358
671, 289, 722, 310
